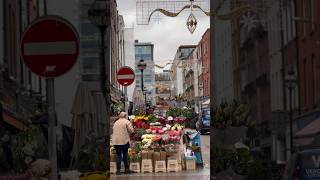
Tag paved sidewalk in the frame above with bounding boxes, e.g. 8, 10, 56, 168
111, 168, 210, 180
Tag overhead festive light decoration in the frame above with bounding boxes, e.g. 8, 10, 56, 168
186, 12, 197, 34
239, 11, 259, 33
147, 0, 254, 34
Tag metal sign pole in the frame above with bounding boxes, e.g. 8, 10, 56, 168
47, 78, 58, 180
124, 86, 128, 116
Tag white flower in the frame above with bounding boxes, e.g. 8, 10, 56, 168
167, 116, 173, 121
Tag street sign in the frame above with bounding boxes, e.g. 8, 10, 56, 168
20, 15, 79, 78
117, 66, 135, 86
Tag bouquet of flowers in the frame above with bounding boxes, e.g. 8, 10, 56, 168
171, 124, 184, 131
133, 120, 150, 129
148, 114, 157, 123
128, 149, 141, 163
174, 117, 186, 124
156, 115, 166, 125
131, 128, 146, 141
141, 134, 155, 149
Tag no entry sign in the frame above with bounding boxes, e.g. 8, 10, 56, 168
117, 66, 135, 86
20, 15, 79, 78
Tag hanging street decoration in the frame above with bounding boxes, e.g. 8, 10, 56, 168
186, 12, 197, 34
146, 0, 254, 34
239, 11, 259, 33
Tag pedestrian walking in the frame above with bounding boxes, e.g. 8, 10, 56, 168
112, 112, 135, 175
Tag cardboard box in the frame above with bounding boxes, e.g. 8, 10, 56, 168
153, 152, 160, 161
147, 151, 153, 159
152, 152, 160, 169
166, 152, 177, 159
141, 151, 148, 159
160, 151, 167, 161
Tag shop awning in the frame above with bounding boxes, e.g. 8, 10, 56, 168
2, 111, 28, 131
295, 117, 320, 138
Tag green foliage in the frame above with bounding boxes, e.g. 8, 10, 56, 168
75, 132, 106, 171
148, 114, 157, 123
211, 147, 266, 179
129, 155, 141, 163
212, 100, 253, 129
0, 125, 48, 173
166, 107, 193, 118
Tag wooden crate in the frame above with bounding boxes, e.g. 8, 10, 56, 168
167, 159, 179, 172
141, 159, 153, 173
130, 162, 140, 173
154, 161, 166, 173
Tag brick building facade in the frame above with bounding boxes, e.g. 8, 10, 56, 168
199, 28, 210, 104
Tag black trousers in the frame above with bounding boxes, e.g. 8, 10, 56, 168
114, 142, 129, 171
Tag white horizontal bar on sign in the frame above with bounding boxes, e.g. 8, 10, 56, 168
24, 41, 76, 55
117, 74, 134, 79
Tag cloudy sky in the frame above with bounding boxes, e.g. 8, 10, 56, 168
117, 0, 210, 65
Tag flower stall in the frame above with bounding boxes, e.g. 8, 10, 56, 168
110, 113, 195, 174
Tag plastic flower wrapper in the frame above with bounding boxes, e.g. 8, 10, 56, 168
164, 144, 178, 153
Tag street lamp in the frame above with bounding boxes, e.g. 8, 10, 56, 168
285, 66, 298, 154
138, 59, 147, 109
88, 0, 111, 171
88, 0, 110, 103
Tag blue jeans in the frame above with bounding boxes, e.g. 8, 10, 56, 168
114, 142, 129, 171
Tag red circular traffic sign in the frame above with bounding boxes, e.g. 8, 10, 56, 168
20, 15, 79, 78
117, 66, 135, 86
